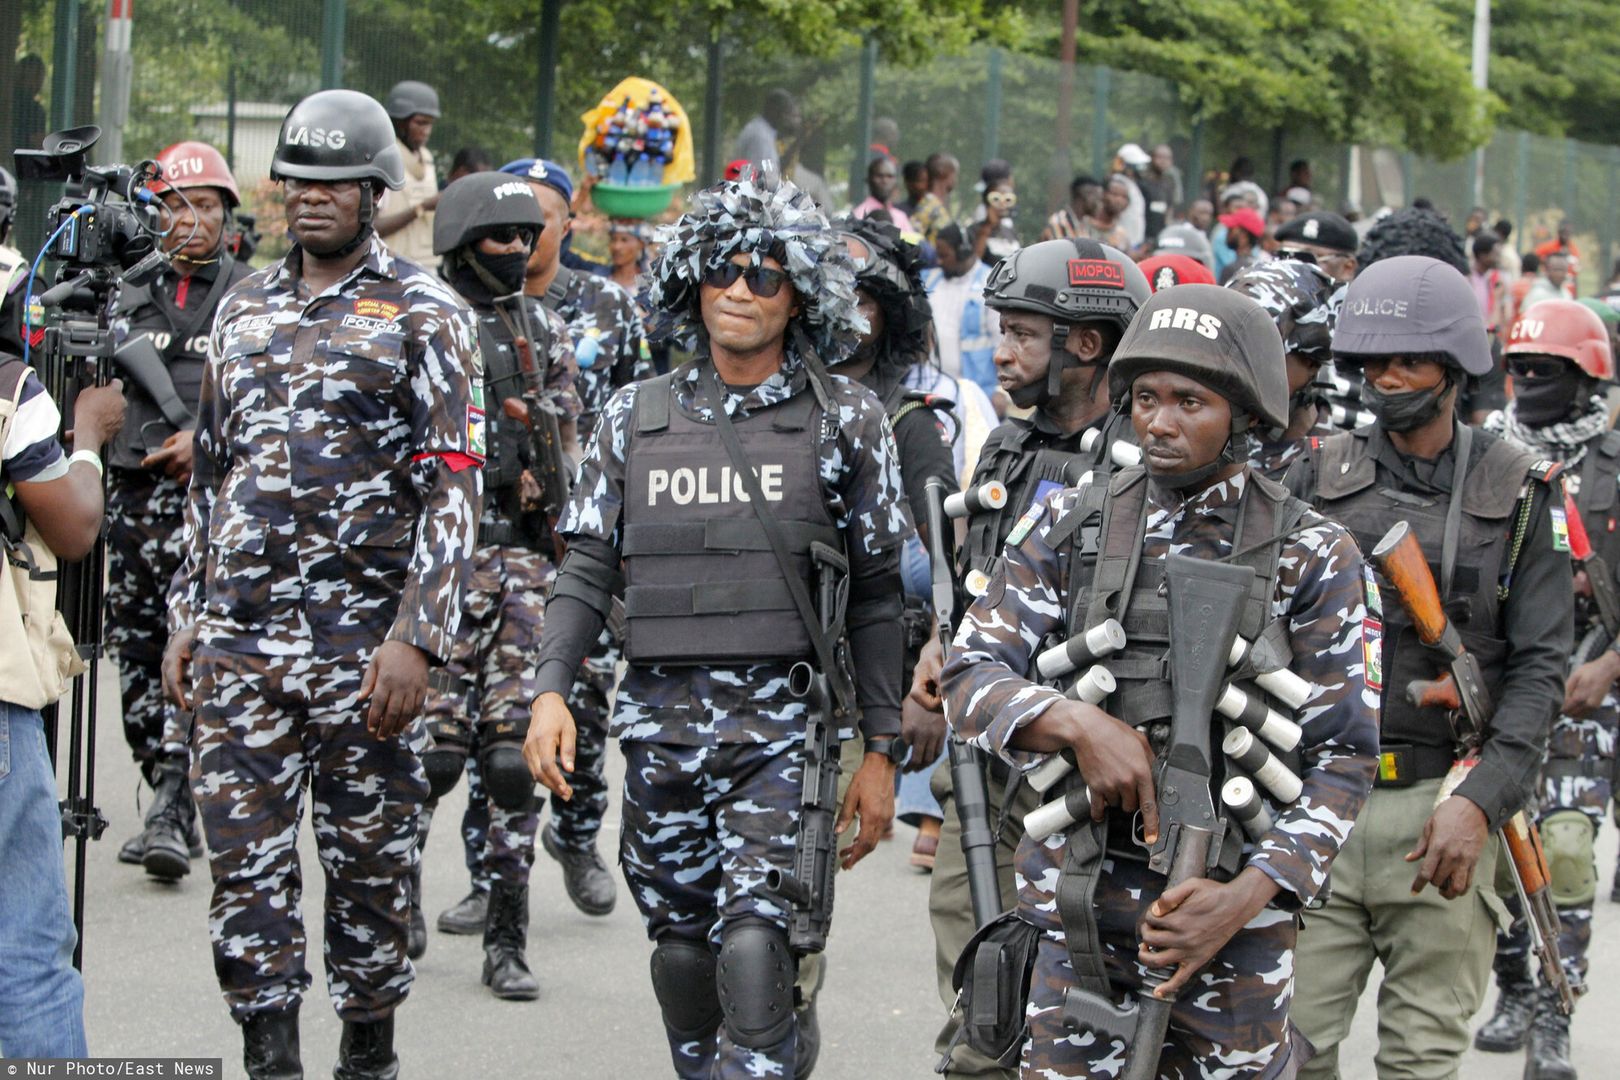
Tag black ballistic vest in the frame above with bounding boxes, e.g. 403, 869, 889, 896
108, 259, 241, 470
1313, 428, 1536, 749
1575, 430, 1620, 583
474, 300, 552, 503
621, 372, 839, 665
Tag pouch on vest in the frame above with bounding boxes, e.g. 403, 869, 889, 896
939, 910, 1042, 1070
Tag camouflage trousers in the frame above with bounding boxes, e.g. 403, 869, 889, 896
104, 470, 189, 778
1021, 855, 1300, 1079
420, 544, 551, 887
620, 735, 803, 1080
190, 647, 428, 1023
1494, 692, 1617, 988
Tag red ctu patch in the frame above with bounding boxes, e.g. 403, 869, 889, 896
353, 299, 402, 320
1068, 259, 1125, 289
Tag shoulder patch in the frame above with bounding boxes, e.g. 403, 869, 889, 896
1362, 564, 1384, 692
1006, 501, 1047, 547
1550, 504, 1570, 552
466, 405, 487, 461
1529, 459, 1562, 484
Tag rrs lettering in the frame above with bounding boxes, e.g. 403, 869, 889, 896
1147, 306, 1224, 339
648, 465, 785, 506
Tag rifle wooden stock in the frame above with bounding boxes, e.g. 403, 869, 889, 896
1407, 673, 1461, 711
1504, 811, 1583, 1014
1369, 521, 1449, 648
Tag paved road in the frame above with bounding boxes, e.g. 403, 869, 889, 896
58, 661, 1620, 1077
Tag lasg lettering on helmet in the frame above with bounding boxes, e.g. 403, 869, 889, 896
286, 126, 347, 150
647, 464, 786, 506
1147, 306, 1225, 340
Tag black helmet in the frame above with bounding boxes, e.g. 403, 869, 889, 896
1110, 285, 1289, 429
983, 237, 1149, 333
383, 80, 441, 121
272, 90, 406, 190
983, 238, 1149, 409
433, 172, 543, 255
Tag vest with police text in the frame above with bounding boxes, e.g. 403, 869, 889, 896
1313, 428, 1536, 749
621, 372, 840, 665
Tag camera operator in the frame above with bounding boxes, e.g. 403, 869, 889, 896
107, 140, 252, 882
0, 278, 126, 1057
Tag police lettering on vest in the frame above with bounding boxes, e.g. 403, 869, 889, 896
647, 464, 785, 507
1146, 305, 1224, 339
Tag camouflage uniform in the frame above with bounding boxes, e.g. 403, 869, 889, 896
942, 469, 1379, 1078
170, 236, 480, 1023
533, 354, 911, 1079
106, 256, 252, 778
1247, 402, 1334, 482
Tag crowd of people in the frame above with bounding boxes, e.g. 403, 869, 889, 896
0, 75, 1615, 1080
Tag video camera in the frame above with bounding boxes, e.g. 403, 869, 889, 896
14, 125, 165, 287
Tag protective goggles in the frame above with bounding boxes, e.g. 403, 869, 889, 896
703, 261, 789, 298
1506, 355, 1571, 380
478, 225, 539, 248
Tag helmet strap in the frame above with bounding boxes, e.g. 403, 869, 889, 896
325, 183, 378, 261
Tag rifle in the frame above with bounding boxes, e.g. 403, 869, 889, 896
1369, 520, 1583, 1015
764, 542, 854, 954
924, 476, 1002, 928
494, 293, 572, 562
1063, 553, 1255, 1080
1564, 495, 1620, 641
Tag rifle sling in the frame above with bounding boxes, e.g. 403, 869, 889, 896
152, 254, 238, 345
1441, 423, 1472, 599
699, 366, 849, 714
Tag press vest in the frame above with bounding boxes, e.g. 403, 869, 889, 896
108, 258, 244, 471
0, 360, 86, 709
1313, 428, 1537, 749
620, 371, 840, 665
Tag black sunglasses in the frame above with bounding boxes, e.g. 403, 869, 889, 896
1274, 247, 1319, 265
1507, 356, 1569, 380
481, 225, 538, 248
703, 262, 790, 298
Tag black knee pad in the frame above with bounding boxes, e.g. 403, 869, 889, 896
423, 718, 471, 800
478, 739, 536, 812
716, 918, 797, 1050
650, 936, 722, 1039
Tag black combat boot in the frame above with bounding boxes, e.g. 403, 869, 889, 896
333, 1016, 398, 1080
405, 863, 427, 960
1474, 976, 1538, 1052
437, 887, 488, 934
1526, 986, 1577, 1080
241, 1006, 302, 1080
141, 760, 195, 881
482, 880, 539, 1000
541, 821, 617, 916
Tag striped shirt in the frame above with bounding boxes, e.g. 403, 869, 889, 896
1, 363, 68, 485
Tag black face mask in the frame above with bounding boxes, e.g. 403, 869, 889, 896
1511, 370, 1584, 426
473, 249, 530, 295
1362, 372, 1454, 433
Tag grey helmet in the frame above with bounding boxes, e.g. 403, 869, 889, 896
433, 172, 543, 255
1333, 255, 1491, 375
383, 80, 441, 120
1155, 222, 1216, 271
982, 237, 1150, 408
272, 89, 406, 190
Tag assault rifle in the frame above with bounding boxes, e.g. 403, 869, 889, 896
494, 293, 572, 562
1063, 553, 1255, 1080
924, 476, 1002, 928
1370, 520, 1583, 1015
765, 542, 855, 953
1564, 495, 1620, 642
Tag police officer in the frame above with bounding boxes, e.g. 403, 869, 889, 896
375, 80, 441, 268
1286, 256, 1572, 1079
1226, 259, 1340, 480
941, 284, 1377, 1078
412, 170, 580, 998
910, 238, 1149, 1080
522, 174, 909, 1079
440, 155, 650, 921
1473, 298, 1616, 1079
107, 140, 253, 881
161, 89, 480, 1079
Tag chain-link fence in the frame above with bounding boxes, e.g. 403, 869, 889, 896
7, 2, 1619, 290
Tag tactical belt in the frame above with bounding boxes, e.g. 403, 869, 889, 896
1541, 759, 1589, 779
478, 517, 545, 551
1374, 742, 1455, 787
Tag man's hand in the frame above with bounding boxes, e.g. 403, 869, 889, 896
1407, 795, 1491, 899
1564, 650, 1620, 718
1061, 699, 1159, 841
1138, 866, 1280, 998
524, 692, 578, 799
358, 640, 429, 740
909, 636, 945, 711
836, 751, 896, 870
161, 623, 199, 708
141, 428, 195, 485
900, 696, 946, 772
421, 191, 440, 213
67, 379, 126, 452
